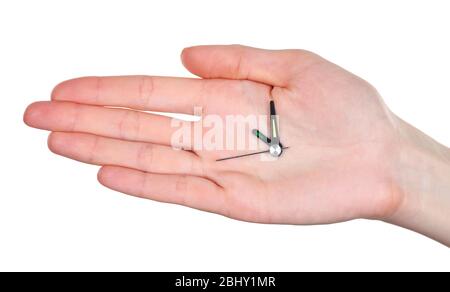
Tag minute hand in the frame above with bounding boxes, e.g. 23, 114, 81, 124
269, 100, 280, 145
268, 100, 282, 157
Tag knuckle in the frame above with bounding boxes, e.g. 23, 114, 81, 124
138, 76, 154, 108
94, 76, 102, 103
87, 135, 100, 163
117, 110, 141, 140
175, 175, 189, 194
69, 105, 81, 132
139, 172, 149, 198
233, 51, 248, 79
137, 143, 154, 172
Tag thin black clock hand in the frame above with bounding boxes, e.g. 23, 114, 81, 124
216, 147, 290, 161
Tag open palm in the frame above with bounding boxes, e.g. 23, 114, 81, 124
24, 45, 402, 224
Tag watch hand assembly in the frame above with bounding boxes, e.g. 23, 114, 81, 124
216, 100, 287, 162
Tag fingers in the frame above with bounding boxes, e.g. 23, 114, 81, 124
98, 166, 227, 215
24, 101, 188, 146
48, 132, 205, 175
52, 76, 204, 114
181, 45, 313, 87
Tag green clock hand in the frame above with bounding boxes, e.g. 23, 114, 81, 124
252, 129, 283, 148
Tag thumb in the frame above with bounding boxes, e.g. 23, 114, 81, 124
181, 45, 310, 87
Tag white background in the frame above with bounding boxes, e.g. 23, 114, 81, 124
0, 0, 449, 271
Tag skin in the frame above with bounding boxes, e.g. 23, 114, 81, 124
23, 45, 450, 246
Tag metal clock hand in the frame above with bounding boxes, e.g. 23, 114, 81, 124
268, 100, 282, 157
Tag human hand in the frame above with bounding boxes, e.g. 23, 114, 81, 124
24, 45, 450, 244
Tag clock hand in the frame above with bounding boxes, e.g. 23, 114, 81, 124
269, 100, 282, 157
269, 100, 280, 143
216, 147, 289, 162
252, 129, 270, 145
252, 129, 283, 148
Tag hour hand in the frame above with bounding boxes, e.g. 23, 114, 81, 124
252, 129, 270, 145
252, 129, 283, 148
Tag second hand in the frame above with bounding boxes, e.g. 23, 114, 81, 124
216, 147, 289, 162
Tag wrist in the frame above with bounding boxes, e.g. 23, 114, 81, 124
387, 118, 450, 245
